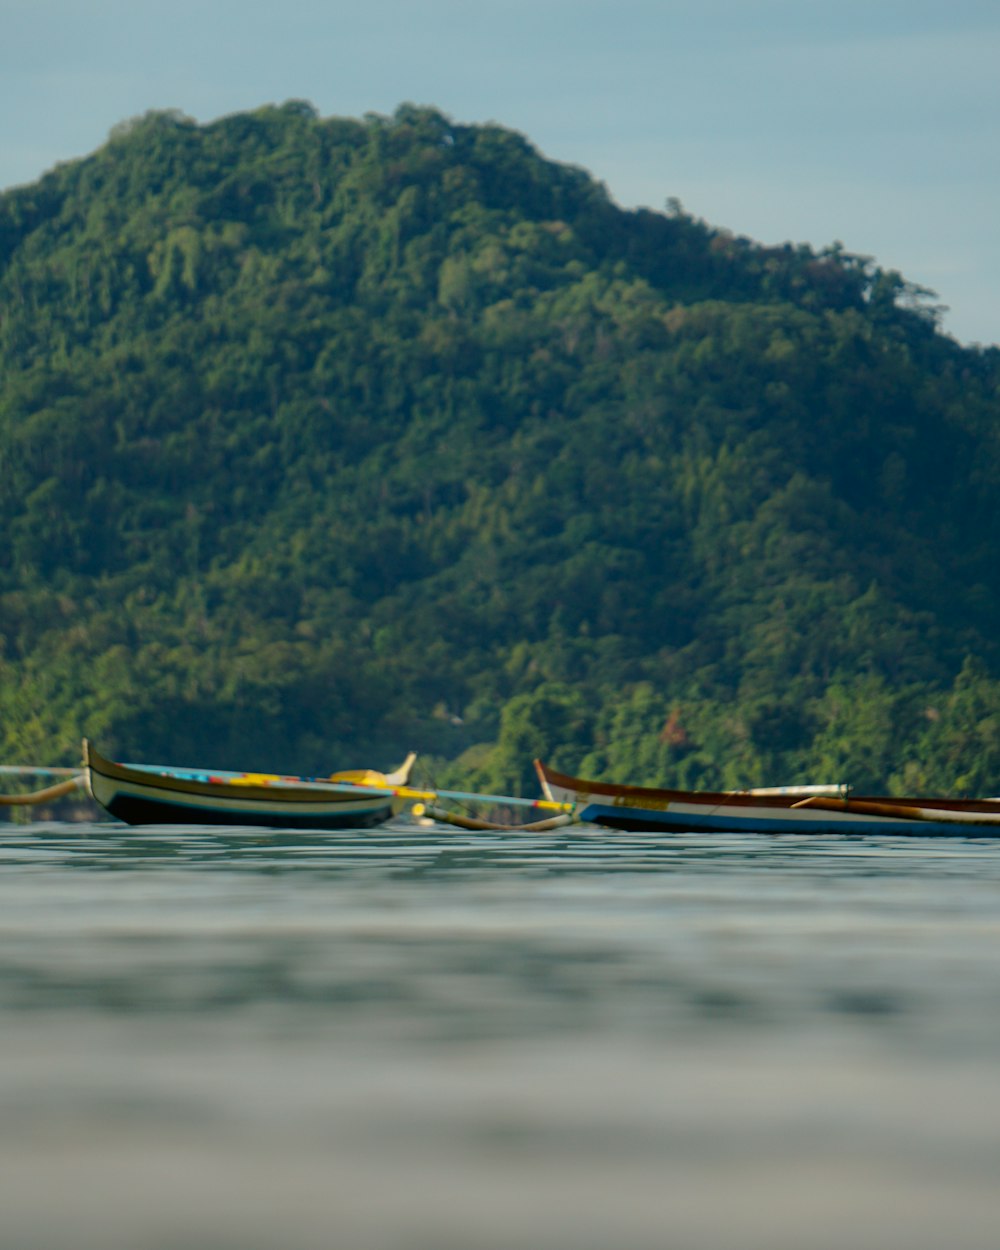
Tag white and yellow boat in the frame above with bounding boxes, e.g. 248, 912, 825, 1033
536, 760, 1000, 837
83, 739, 415, 830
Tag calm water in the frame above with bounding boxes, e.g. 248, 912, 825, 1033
2, 818, 1000, 1250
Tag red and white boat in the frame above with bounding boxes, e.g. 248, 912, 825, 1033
535, 760, 1000, 837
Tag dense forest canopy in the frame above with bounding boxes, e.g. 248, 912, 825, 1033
1, 101, 999, 796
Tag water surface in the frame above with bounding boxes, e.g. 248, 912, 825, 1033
2, 819, 999, 1249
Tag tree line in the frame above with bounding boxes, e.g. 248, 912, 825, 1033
1, 102, 998, 796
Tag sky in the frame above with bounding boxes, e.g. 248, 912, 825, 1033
2, 0, 998, 346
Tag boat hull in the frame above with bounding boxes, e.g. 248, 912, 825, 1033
576, 802, 995, 838
85, 741, 397, 830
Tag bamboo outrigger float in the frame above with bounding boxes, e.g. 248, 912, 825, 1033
0, 774, 85, 807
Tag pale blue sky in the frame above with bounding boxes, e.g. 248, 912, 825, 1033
2, 0, 997, 344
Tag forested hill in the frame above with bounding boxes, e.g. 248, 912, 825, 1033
2, 101, 999, 796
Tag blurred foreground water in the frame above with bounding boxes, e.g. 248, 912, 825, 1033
2, 819, 1000, 1249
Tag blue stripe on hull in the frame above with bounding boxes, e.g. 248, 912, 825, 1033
579, 804, 999, 838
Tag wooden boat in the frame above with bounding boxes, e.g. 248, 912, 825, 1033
83, 739, 416, 830
535, 760, 1000, 837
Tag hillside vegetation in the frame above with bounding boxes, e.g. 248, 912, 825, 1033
2, 102, 999, 795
